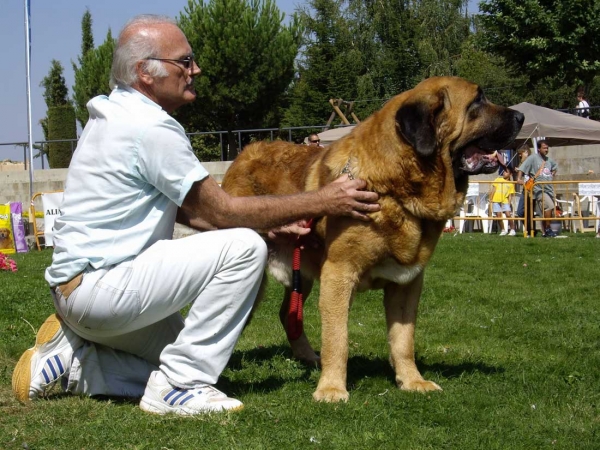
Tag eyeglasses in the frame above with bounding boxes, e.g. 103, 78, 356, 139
309, 139, 320, 144
145, 55, 195, 70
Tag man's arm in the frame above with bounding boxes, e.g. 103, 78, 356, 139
516, 170, 525, 185
179, 175, 380, 232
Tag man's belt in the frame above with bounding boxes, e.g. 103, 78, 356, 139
55, 273, 84, 299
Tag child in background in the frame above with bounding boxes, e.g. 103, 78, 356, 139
490, 167, 516, 236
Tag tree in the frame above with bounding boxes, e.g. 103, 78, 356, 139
349, 0, 422, 107
40, 60, 70, 111
177, 0, 303, 159
47, 105, 77, 168
39, 60, 76, 167
413, 0, 471, 78
79, 8, 94, 61
283, 0, 356, 129
479, 0, 600, 92
72, 11, 115, 128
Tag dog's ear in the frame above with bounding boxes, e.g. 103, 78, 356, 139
396, 94, 443, 157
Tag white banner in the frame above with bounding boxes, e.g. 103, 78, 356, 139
41, 192, 64, 247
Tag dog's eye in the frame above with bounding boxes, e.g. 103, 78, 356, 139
469, 91, 486, 112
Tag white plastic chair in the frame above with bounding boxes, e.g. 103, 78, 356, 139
459, 183, 491, 233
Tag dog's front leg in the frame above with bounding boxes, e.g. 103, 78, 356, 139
384, 272, 442, 392
313, 261, 355, 403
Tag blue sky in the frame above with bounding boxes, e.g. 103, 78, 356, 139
0, 0, 299, 167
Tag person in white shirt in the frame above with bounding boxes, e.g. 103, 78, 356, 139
12, 14, 380, 416
576, 92, 590, 119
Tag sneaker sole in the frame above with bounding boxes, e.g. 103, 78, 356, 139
139, 397, 244, 415
12, 314, 62, 403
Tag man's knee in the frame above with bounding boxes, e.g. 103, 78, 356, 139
233, 228, 268, 265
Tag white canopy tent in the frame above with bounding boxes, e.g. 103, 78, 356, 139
510, 102, 600, 148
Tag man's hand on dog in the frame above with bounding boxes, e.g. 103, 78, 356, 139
319, 174, 380, 221
267, 220, 317, 247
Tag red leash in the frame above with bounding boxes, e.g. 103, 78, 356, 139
287, 219, 313, 341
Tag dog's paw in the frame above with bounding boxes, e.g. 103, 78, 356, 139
399, 379, 443, 392
290, 337, 320, 366
312, 387, 349, 403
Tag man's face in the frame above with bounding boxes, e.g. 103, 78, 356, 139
539, 143, 549, 156
308, 136, 321, 146
145, 24, 201, 113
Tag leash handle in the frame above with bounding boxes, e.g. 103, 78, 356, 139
287, 245, 303, 340
286, 218, 313, 341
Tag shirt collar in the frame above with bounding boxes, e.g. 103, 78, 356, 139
113, 85, 164, 111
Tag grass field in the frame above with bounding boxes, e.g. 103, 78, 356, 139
1, 233, 599, 449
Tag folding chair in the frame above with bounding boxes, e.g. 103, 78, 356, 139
30, 191, 64, 251
458, 183, 491, 233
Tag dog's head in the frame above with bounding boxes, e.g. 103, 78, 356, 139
395, 77, 523, 177
0, 228, 11, 240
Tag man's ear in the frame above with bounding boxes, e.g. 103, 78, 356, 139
395, 94, 443, 157
137, 61, 154, 86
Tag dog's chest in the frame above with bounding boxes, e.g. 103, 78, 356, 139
358, 258, 423, 291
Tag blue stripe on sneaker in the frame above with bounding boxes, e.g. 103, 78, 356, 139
47, 359, 58, 379
42, 368, 51, 383
169, 390, 188, 405
163, 388, 182, 402
53, 355, 64, 374
179, 393, 194, 405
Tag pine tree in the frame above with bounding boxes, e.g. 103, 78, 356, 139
177, 0, 302, 159
72, 11, 114, 127
79, 9, 94, 63
40, 60, 70, 111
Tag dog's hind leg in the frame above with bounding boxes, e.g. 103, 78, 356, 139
279, 279, 320, 365
384, 273, 442, 392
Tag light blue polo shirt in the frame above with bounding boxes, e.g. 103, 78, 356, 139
45, 86, 208, 286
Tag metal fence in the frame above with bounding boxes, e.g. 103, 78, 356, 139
450, 180, 600, 237
0, 125, 346, 170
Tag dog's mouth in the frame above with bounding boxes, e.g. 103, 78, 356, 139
459, 146, 505, 175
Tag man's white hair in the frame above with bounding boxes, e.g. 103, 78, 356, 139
110, 14, 176, 89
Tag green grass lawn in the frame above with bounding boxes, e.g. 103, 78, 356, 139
1, 233, 599, 449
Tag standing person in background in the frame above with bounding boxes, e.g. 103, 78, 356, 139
516, 146, 532, 234
490, 167, 516, 236
516, 140, 559, 237
576, 92, 590, 119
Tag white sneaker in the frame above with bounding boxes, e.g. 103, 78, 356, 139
139, 371, 244, 415
12, 314, 83, 402
499, 230, 508, 236
508, 229, 516, 236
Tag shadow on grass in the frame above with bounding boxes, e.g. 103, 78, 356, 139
223, 345, 504, 395
31, 349, 505, 406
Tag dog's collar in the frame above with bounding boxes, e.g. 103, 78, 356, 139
341, 158, 355, 180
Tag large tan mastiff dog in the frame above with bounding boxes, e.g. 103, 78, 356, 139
221, 76, 524, 402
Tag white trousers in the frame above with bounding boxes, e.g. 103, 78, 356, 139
52, 228, 267, 397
